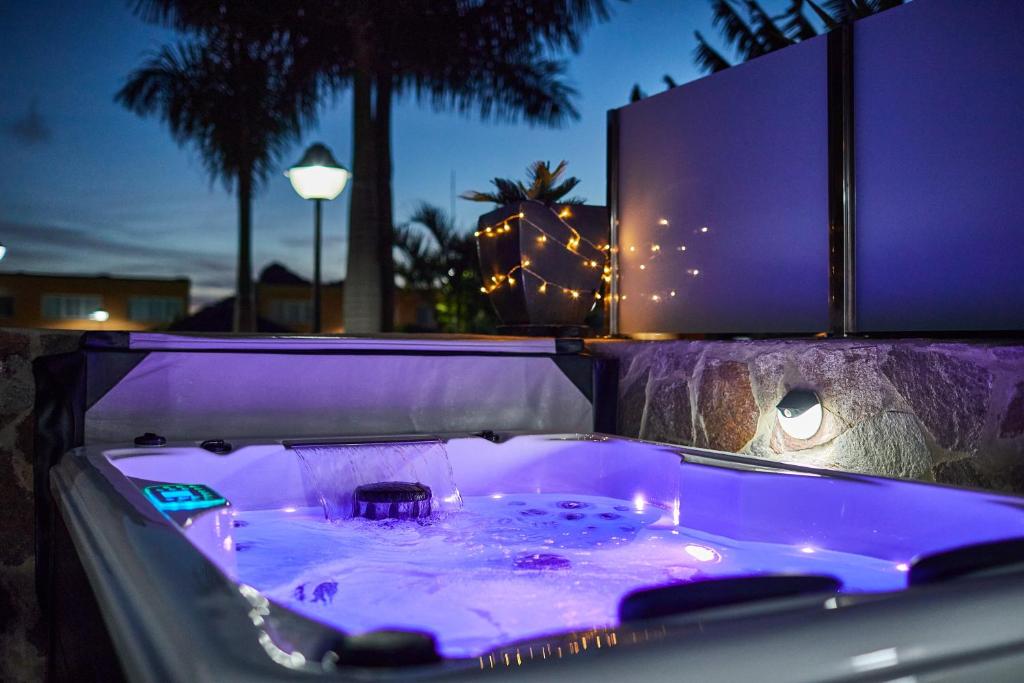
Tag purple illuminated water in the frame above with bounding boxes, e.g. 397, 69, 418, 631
193, 493, 909, 658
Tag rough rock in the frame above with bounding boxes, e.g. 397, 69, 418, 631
0, 440, 33, 568
641, 377, 692, 444
697, 360, 759, 453
932, 457, 993, 489
617, 366, 648, 438
822, 411, 933, 480
882, 347, 992, 452
999, 381, 1024, 439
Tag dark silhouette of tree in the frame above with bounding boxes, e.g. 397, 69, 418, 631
117, 33, 315, 331
394, 203, 496, 333
632, 0, 903, 101
129, 0, 615, 333
461, 160, 586, 207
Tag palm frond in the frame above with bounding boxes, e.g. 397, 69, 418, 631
710, 0, 765, 60
693, 31, 733, 74
778, 0, 819, 41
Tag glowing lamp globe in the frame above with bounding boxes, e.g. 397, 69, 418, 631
285, 143, 350, 200
0, 241, 6, 262
776, 389, 823, 440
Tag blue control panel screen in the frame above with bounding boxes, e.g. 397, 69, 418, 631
143, 483, 227, 512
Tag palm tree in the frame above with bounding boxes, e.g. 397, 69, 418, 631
461, 160, 586, 207
117, 33, 315, 331
394, 203, 495, 333
128, 1, 615, 333
631, 0, 903, 100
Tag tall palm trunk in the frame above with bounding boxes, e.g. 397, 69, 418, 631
343, 37, 381, 333
343, 77, 381, 332
234, 169, 256, 332
375, 69, 394, 332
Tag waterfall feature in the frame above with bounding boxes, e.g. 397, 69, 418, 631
293, 439, 462, 522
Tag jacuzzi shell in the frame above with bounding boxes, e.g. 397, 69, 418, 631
34, 334, 1024, 681
52, 433, 1024, 682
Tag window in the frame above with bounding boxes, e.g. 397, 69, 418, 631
41, 294, 102, 320
128, 296, 185, 323
0, 296, 12, 318
268, 299, 312, 326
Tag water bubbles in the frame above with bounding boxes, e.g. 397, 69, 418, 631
513, 553, 571, 570
561, 512, 585, 521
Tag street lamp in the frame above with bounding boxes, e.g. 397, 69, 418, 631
285, 143, 350, 333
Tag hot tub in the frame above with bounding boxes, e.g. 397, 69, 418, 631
36, 334, 1024, 681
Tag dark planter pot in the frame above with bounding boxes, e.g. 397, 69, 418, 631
475, 201, 609, 334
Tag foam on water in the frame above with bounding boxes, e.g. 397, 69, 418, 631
192, 493, 909, 658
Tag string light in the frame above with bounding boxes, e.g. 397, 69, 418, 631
475, 205, 610, 304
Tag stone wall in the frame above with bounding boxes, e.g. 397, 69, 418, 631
590, 338, 1024, 493
0, 329, 79, 682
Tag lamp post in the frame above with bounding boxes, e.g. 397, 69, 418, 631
285, 143, 350, 333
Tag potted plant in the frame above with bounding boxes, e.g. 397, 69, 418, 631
462, 161, 609, 336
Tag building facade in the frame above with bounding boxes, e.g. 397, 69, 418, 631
0, 272, 190, 331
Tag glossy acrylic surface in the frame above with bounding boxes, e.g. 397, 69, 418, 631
107, 435, 1024, 659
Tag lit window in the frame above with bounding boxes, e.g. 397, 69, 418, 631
41, 294, 102, 320
128, 296, 185, 323
268, 299, 312, 326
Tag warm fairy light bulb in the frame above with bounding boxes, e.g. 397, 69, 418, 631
508, 276, 516, 287
651, 244, 660, 252
639, 264, 646, 270
474, 231, 481, 237
558, 207, 572, 219
570, 290, 580, 299
658, 218, 669, 226
670, 290, 676, 297
629, 245, 636, 252
518, 212, 525, 218
651, 295, 660, 302
537, 235, 547, 244
480, 287, 487, 294
701, 226, 709, 233
538, 283, 547, 293
678, 245, 687, 252
522, 259, 531, 267
594, 292, 602, 300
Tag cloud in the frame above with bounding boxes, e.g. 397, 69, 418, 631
4, 99, 51, 146
0, 218, 235, 294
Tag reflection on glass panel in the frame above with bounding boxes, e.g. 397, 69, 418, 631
855, 0, 1024, 331
616, 36, 829, 335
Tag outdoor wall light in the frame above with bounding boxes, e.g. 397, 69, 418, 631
776, 389, 822, 440
0, 241, 6, 262
88, 309, 110, 322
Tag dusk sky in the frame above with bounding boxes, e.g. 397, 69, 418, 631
0, 1, 772, 306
